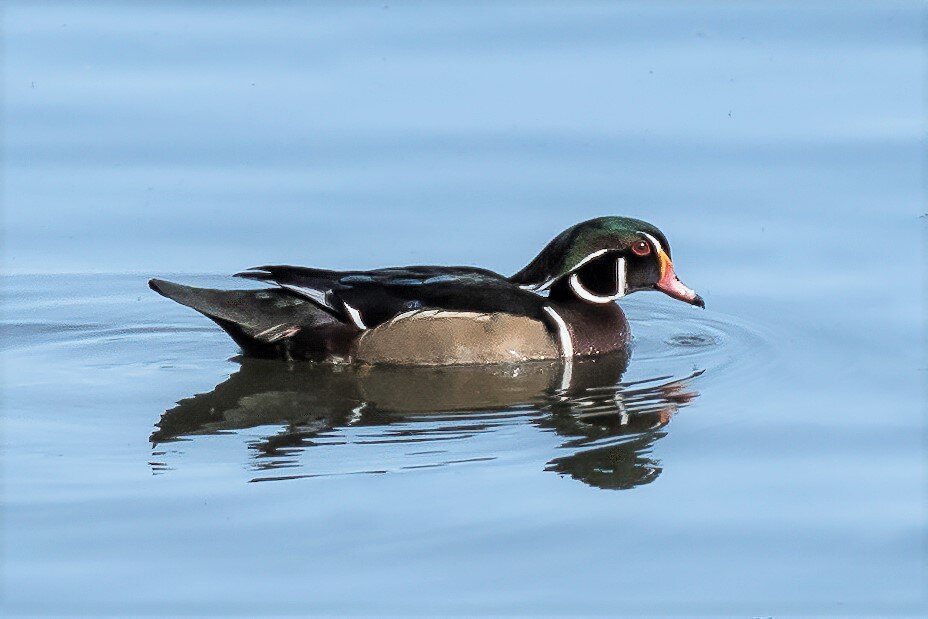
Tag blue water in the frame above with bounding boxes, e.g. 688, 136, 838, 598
2, 2, 925, 615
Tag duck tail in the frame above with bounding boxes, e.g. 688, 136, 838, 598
148, 278, 339, 359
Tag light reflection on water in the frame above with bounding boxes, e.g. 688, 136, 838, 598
150, 355, 703, 489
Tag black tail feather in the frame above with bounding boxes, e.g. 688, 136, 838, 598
149, 278, 346, 360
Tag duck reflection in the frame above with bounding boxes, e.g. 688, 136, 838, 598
152, 355, 702, 490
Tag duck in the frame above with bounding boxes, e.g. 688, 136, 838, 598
149, 216, 703, 365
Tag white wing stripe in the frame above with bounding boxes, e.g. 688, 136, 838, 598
281, 284, 332, 308
343, 303, 367, 330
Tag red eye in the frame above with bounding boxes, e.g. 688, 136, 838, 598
631, 240, 651, 256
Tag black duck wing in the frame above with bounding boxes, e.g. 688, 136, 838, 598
236, 265, 549, 329
235, 265, 345, 312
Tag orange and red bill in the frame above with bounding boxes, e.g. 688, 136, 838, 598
655, 250, 705, 308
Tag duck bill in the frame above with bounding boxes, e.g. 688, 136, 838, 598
656, 252, 705, 308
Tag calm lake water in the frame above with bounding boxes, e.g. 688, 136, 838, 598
2, 1, 926, 616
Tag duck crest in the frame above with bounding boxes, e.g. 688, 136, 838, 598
509, 216, 669, 290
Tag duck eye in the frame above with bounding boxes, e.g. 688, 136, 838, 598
631, 240, 651, 257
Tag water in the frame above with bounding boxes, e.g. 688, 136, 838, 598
2, 2, 925, 616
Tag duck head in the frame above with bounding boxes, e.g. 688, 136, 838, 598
510, 216, 704, 308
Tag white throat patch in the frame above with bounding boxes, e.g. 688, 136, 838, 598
568, 256, 627, 303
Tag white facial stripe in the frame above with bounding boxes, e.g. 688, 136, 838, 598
542, 306, 573, 358
569, 273, 623, 303
343, 303, 367, 330
568, 273, 598, 301
568, 256, 627, 303
616, 256, 627, 297
640, 232, 664, 255
572, 248, 609, 270
521, 249, 610, 293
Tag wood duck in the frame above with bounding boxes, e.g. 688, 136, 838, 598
149, 216, 703, 365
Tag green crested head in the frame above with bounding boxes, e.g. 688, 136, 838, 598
511, 216, 703, 308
